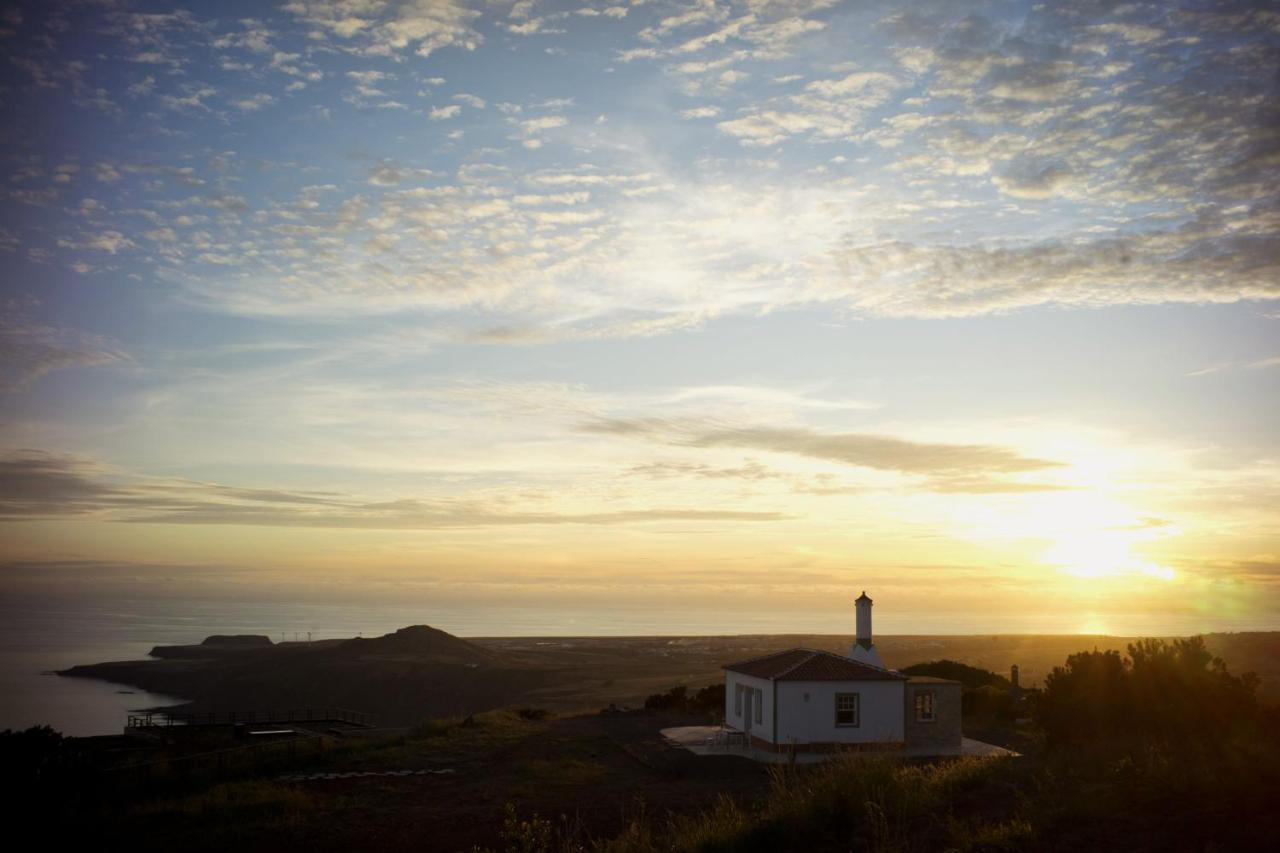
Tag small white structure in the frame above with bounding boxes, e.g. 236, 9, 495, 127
849, 591, 886, 669
723, 591, 961, 754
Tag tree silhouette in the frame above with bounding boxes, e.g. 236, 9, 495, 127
1037, 637, 1259, 747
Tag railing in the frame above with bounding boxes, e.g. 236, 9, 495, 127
126, 707, 374, 729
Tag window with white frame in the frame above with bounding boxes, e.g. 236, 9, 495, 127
834, 692, 859, 727
915, 690, 936, 722
754, 688, 763, 724
734, 683, 743, 716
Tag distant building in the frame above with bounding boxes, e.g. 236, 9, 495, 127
722, 592, 962, 754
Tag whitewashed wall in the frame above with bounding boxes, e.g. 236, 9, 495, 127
724, 672, 775, 741
775, 681, 905, 745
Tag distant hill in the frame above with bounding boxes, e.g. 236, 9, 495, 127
150, 634, 276, 659
65, 625, 545, 725
202, 634, 272, 646
901, 660, 1010, 689
334, 625, 500, 665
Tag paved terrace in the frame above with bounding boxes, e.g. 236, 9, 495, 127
661, 726, 1016, 764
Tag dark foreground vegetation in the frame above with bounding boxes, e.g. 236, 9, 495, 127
7, 637, 1277, 852
465, 638, 1275, 852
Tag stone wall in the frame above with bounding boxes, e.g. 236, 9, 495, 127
903, 680, 962, 753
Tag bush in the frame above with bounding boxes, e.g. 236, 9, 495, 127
0, 725, 95, 817
642, 684, 724, 715
472, 803, 587, 853
962, 684, 1015, 721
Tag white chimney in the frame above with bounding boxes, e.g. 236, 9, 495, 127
849, 591, 887, 669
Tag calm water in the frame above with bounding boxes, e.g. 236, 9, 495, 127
1, 592, 1262, 737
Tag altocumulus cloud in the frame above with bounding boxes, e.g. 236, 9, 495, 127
1, 0, 1277, 339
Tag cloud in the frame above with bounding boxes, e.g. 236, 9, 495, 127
641, 1, 729, 40
519, 115, 568, 133
231, 93, 274, 112
10, 0, 1280, 341
0, 301, 127, 391
0, 450, 787, 528
85, 231, 135, 254
630, 422, 1057, 473
368, 161, 425, 186
991, 158, 1076, 200
716, 70, 903, 145
826, 206, 1280, 318
583, 418, 1067, 492
346, 70, 390, 84
1186, 355, 1280, 377
627, 460, 780, 481
284, 0, 482, 58
160, 85, 218, 112
145, 156, 1279, 333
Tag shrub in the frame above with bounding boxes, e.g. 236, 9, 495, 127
642, 683, 724, 714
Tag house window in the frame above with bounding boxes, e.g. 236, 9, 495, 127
754, 688, 763, 724
915, 690, 936, 722
735, 684, 743, 716
835, 693, 859, 727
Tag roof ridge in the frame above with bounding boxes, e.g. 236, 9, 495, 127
721, 647, 808, 670
723, 647, 907, 681
772, 649, 822, 680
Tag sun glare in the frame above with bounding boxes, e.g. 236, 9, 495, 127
1043, 532, 1176, 582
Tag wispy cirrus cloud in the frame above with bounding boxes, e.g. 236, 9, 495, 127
1186, 356, 1280, 377
0, 300, 127, 392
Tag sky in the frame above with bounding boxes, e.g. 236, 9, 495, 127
0, 0, 1277, 636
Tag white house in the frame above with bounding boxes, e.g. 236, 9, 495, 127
723, 592, 962, 754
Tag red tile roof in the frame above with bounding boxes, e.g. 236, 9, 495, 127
723, 648, 907, 682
